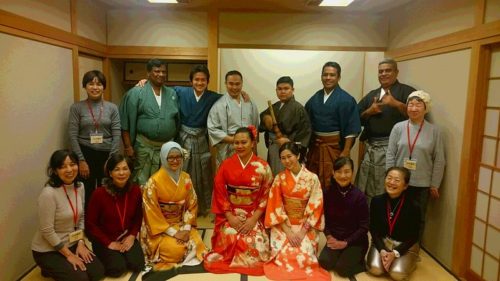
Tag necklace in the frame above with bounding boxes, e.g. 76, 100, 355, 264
337, 185, 351, 197
389, 198, 402, 218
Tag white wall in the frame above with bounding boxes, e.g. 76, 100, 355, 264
78, 54, 103, 100
398, 49, 472, 267
219, 12, 388, 47
0, 33, 74, 280
387, 0, 475, 48
0, 0, 71, 32
76, 0, 107, 44
107, 9, 208, 47
219, 48, 384, 166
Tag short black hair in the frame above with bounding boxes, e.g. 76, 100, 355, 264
147, 58, 167, 72
189, 64, 210, 83
104, 153, 133, 192
225, 70, 243, 81
386, 166, 411, 184
279, 142, 303, 163
333, 157, 354, 172
82, 70, 106, 89
276, 76, 294, 87
46, 149, 80, 188
322, 61, 341, 77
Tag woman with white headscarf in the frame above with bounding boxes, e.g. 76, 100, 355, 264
141, 141, 207, 271
386, 90, 445, 239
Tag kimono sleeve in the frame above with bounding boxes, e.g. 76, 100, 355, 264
304, 174, 325, 231
207, 101, 228, 146
212, 162, 231, 214
119, 89, 139, 145
255, 163, 273, 213
183, 175, 199, 226
338, 95, 361, 139
264, 174, 288, 228
142, 178, 171, 236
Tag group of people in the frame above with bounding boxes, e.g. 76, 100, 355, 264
31, 57, 445, 281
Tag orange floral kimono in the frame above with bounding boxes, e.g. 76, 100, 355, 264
141, 168, 207, 270
204, 153, 273, 276
264, 166, 330, 280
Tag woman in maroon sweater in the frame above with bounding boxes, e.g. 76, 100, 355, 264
86, 154, 144, 277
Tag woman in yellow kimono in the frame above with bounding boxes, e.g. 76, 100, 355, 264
264, 142, 331, 281
141, 141, 207, 271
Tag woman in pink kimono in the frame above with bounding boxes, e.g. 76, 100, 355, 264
264, 142, 330, 280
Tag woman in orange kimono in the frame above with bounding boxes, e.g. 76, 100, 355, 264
204, 126, 273, 276
264, 142, 331, 281
141, 141, 207, 271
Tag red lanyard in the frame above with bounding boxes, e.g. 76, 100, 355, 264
386, 195, 405, 236
407, 120, 424, 160
62, 186, 78, 230
86, 100, 103, 132
115, 193, 128, 231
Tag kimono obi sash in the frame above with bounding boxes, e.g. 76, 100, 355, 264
226, 184, 259, 207
159, 199, 185, 223
283, 195, 308, 224
312, 133, 340, 144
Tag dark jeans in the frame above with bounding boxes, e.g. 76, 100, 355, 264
407, 186, 430, 240
80, 145, 110, 210
32, 244, 105, 281
91, 239, 145, 277
318, 244, 367, 277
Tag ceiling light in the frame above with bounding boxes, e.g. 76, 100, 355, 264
319, 0, 355, 7
148, 0, 178, 3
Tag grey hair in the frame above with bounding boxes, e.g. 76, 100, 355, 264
379, 58, 398, 70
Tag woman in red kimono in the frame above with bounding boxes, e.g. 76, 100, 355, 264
264, 142, 330, 281
204, 126, 273, 275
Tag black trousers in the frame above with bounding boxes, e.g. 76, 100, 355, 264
318, 244, 367, 277
32, 244, 105, 281
80, 145, 110, 210
92, 239, 145, 277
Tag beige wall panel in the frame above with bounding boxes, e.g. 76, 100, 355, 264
490, 48, 500, 77
0, 0, 71, 32
485, 0, 500, 23
362, 52, 386, 96
219, 48, 382, 165
110, 60, 126, 105
388, 0, 474, 49
219, 12, 388, 47
77, 0, 107, 44
398, 49, 471, 268
107, 9, 208, 47
78, 54, 103, 101
0, 32, 73, 280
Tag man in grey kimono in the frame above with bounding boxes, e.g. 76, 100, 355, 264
120, 58, 179, 185
207, 70, 259, 168
259, 76, 311, 175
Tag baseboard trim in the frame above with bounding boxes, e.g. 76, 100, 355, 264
16, 264, 37, 281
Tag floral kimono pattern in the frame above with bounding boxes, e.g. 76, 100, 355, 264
264, 166, 330, 280
141, 168, 207, 270
204, 153, 273, 276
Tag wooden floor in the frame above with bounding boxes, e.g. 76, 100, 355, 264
22, 216, 458, 281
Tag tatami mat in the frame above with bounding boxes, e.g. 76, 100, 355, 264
22, 215, 458, 281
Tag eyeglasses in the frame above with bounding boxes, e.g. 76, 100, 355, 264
167, 156, 183, 162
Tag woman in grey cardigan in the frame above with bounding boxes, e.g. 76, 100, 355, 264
386, 90, 445, 239
68, 70, 121, 209
32, 149, 104, 281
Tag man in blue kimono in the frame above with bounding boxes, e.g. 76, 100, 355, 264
175, 65, 221, 216
305, 61, 361, 190
120, 58, 179, 186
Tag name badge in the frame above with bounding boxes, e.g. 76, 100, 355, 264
90, 132, 104, 144
68, 229, 84, 243
403, 157, 417, 170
